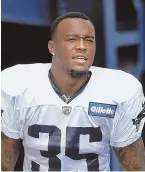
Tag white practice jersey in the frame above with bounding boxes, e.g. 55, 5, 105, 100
1, 63, 145, 171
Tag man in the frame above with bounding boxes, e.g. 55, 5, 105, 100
1, 12, 145, 171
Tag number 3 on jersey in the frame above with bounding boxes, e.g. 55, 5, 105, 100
28, 125, 102, 171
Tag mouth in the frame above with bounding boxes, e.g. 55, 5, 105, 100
72, 55, 88, 63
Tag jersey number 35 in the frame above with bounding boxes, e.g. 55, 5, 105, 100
28, 125, 102, 171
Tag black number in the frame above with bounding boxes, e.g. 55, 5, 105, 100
65, 127, 102, 171
28, 125, 102, 171
28, 125, 61, 171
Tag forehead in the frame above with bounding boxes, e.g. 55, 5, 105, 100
56, 18, 95, 37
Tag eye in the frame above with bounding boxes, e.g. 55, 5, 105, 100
68, 37, 76, 41
85, 39, 94, 43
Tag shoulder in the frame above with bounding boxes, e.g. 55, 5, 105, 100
1, 63, 51, 96
90, 66, 142, 101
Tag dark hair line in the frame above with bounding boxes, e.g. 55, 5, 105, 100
50, 12, 94, 39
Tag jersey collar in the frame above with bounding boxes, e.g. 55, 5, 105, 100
48, 70, 92, 104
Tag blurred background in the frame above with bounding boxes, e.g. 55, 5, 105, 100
1, 0, 145, 170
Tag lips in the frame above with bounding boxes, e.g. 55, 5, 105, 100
72, 55, 88, 60
72, 55, 88, 64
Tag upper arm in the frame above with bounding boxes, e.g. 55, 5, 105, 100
1, 132, 21, 171
1, 89, 23, 139
114, 137, 145, 171
1, 68, 24, 171
110, 87, 145, 148
110, 82, 145, 170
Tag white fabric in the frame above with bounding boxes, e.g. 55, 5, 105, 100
1, 63, 145, 171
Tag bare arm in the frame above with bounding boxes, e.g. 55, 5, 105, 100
114, 137, 145, 171
1, 132, 21, 171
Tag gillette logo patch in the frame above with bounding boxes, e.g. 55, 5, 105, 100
88, 102, 117, 118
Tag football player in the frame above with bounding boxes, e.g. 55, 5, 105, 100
1, 12, 145, 171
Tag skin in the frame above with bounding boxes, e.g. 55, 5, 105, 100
48, 18, 96, 96
1, 132, 21, 171
115, 137, 145, 171
1, 18, 145, 171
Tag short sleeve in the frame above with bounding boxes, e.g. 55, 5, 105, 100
1, 89, 21, 139
110, 87, 145, 147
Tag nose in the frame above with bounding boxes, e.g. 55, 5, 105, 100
75, 39, 87, 51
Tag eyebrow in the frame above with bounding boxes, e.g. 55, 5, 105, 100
66, 34, 95, 39
84, 35, 95, 39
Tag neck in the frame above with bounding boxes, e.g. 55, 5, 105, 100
50, 64, 88, 97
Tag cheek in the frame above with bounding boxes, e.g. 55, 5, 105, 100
56, 46, 73, 64
88, 46, 96, 56
57, 43, 73, 55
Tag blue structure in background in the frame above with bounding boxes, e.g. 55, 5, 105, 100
1, 0, 51, 26
103, 1, 145, 171
136, 0, 145, 73
57, 0, 67, 15
103, 0, 145, 80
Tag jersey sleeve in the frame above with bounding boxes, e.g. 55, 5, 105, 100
1, 89, 22, 139
110, 85, 145, 148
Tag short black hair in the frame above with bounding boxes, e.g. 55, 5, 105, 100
50, 12, 94, 39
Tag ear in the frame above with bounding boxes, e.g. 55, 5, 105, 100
48, 40, 55, 55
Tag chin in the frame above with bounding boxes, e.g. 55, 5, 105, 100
73, 64, 90, 71
65, 63, 91, 78
72, 66, 89, 72
68, 68, 89, 78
